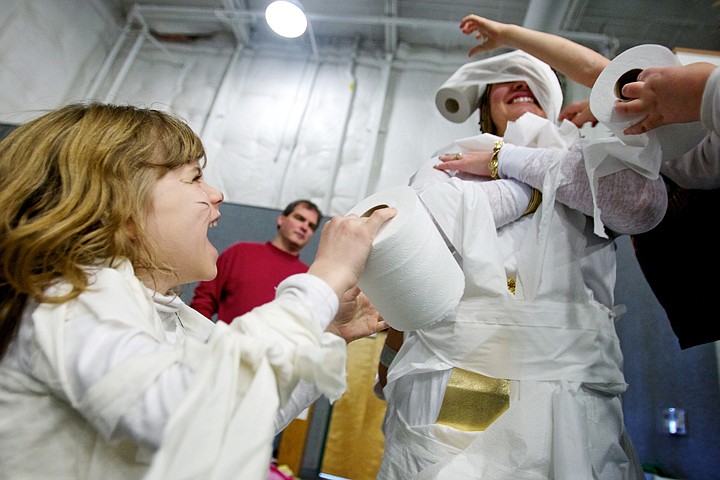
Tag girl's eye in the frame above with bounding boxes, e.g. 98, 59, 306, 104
181, 174, 202, 185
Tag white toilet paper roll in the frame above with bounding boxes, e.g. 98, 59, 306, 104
590, 44, 706, 159
347, 186, 465, 331
435, 83, 479, 124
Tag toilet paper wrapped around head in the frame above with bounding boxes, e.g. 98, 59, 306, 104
346, 186, 465, 332
435, 50, 563, 125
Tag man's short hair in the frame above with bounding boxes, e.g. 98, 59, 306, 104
282, 199, 322, 228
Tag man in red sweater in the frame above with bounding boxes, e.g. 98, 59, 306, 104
190, 199, 322, 323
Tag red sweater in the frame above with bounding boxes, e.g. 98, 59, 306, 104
190, 242, 309, 323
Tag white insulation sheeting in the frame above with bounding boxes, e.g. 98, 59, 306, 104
1, 0, 480, 214
0, 0, 120, 123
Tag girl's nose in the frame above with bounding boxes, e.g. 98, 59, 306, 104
204, 183, 224, 205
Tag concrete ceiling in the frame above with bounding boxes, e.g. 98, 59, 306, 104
112, 0, 720, 58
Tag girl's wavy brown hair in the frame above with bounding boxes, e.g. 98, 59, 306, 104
0, 103, 206, 359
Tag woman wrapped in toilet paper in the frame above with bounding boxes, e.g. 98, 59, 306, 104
376, 49, 667, 479
446, 13, 720, 350
453, 13, 719, 189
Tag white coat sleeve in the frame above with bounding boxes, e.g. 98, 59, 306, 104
660, 67, 720, 189
24, 269, 340, 450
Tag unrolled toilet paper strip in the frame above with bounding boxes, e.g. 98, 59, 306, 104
435, 50, 563, 124
347, 185, 465, 332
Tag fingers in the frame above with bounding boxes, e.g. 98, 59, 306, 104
623, 114, 664, 136
310, 211, 394, 299
622, 121, 647, 136
468, 45, 483, 57
557, 100, 599, 128
434, 153, 467, 170
459, 14, 480, 30
434, 154, 466, 171
557, 102, 585, 121
375, 319, 389, 333
566, 109, 597, 128
434, 151, 492, 177
459, 15, 492, 57
362, 206, 397, 233
340, 285, 362, 302
437, 152, 464, 163
614, 99, 640, 117
434, 161, 459, 171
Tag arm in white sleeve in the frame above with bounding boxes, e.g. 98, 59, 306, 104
48, 272, 339, 450
410, 157, 533, 229
274, 380, 321, 433
660, 67, 720, 189
701, 66, 720, 136
498, 143, 667, 234
660, 133, 720, 189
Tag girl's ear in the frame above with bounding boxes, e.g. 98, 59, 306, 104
125, 218, 138, 241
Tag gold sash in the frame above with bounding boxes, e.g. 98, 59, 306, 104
436, 368, 510, 432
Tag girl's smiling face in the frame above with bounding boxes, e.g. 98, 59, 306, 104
142, 160, 223, 293
489, 81, 546, 135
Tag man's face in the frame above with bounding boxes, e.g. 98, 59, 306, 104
277, 204, 320, 250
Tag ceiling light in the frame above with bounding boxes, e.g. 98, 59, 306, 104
265, 0, 308, 39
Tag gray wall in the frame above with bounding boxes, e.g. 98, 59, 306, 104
179, 202, 325, 304
614, 235, 720, 479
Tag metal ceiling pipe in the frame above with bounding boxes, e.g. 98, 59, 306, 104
522, 0, 618, 56
522, 0, 572, 33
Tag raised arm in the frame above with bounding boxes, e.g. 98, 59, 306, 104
459, 14, 609, 89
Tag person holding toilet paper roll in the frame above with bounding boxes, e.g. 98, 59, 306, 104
457, 13, 719, 189
451, 14, 720, 350
616, 63, 720, 189
0, 103, 396, 480
616, 62, 718, 135
376, 36, 667, 479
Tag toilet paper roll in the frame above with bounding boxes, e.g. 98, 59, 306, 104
590, 44, 706, 160
435, 83, 480, 124
347, 186, 465, 331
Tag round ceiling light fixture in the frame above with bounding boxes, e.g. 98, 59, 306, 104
265, 0, 308, 39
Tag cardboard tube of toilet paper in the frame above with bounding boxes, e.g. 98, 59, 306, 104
347, 186, 465, 331
435, 83, 479, 123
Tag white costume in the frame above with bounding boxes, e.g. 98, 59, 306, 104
0, 260, 345, 480
660, 66, 720, 189
378, 52, 666, 480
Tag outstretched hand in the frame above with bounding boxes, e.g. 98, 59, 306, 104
435, 150, 493, 177
558, 100, 598, 128
326, 286, 387, 343
459, 14, 509, 57
615, 62, 715, 135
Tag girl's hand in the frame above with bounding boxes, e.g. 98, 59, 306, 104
308, 207, 397, 299
326, 286, 387, 343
